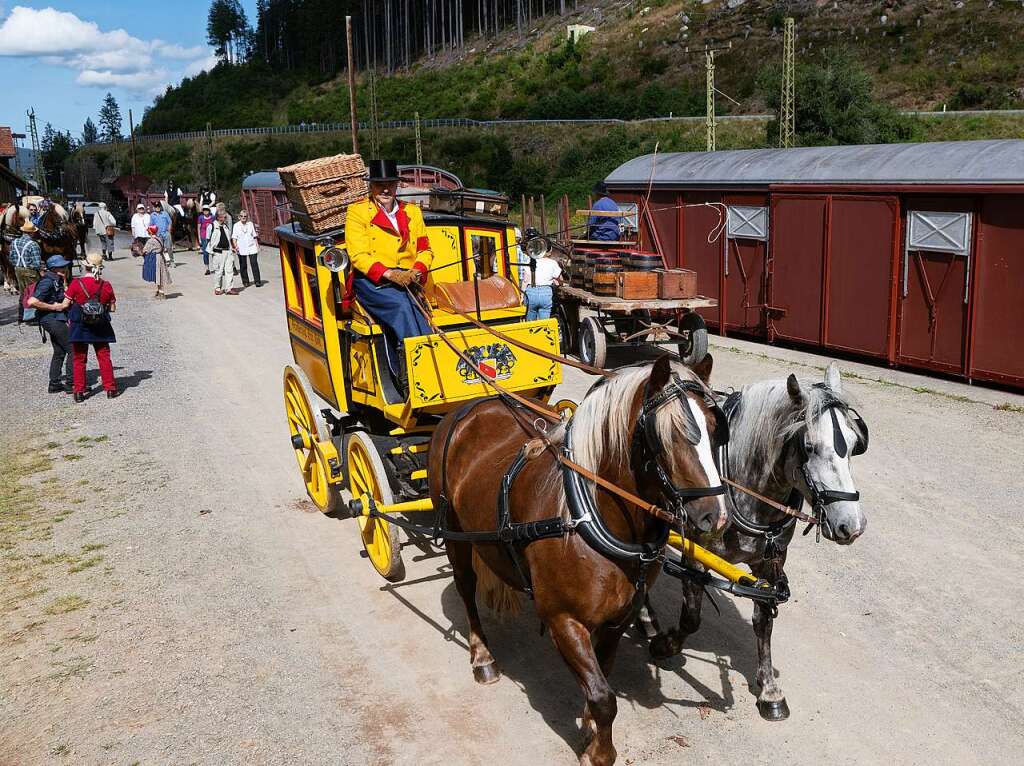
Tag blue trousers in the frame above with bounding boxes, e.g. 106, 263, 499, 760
524, 286, 554, 321
352, 277, 431, 376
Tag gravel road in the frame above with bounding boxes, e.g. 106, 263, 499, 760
2, 236, 1023, 765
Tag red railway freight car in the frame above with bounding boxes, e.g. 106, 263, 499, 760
604, 139, 1024, 390
241, 171, 289, 247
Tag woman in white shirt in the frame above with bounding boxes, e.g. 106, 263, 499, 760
523, 252, 562, 321
92, 202, 118, 261
231, 209, 261, 287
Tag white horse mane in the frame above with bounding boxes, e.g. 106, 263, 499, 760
729, 376, 862, 487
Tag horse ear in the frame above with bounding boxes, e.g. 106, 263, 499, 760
787, 373, 804, 403
691, 353, 714, 385
649, 354, 673, 394
825, 361, 843, 394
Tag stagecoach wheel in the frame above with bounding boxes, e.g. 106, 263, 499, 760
578, 316, 607, 369
677, 312, 709, 367
346, 431, 404, 581
283, 365, 340, 514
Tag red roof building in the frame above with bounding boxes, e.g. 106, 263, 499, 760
0, 127, 15, 160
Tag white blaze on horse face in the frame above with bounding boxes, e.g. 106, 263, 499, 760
685, 398, 729, 522
808, 412, 866, 543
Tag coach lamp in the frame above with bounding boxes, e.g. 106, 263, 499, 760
319, 244, 350, 273
520, 226, 550, 259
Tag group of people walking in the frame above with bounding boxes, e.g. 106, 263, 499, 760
9, 182, 267, 402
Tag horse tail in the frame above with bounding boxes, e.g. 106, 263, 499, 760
472, 549, 521, 617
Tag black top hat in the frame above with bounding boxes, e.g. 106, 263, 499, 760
367, 159, 401, 182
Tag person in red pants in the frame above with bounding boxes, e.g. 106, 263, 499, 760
65, 253, 120, 401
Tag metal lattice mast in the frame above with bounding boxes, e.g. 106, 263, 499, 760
705, 49, 716, 152
414, 111, 423, 165
780, 17, 796, 148
27, 108, 45, 192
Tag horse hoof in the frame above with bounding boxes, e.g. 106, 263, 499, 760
473, 663, 501, 685
757, 697, 790, 721
648, 634, 684, 662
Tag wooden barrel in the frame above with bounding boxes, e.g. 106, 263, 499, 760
628, 252, 663, 271
594, 254, 621, 270
593, 270, 618, 296
584, 267, 595, 291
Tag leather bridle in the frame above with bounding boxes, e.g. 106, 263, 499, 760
631, 374, 727, 522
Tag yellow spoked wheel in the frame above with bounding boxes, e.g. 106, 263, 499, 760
347, 431, 404, 581
283, 365, 340, 514
554, 398, 578, 420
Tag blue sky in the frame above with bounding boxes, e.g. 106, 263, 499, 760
0, 1, 257, 140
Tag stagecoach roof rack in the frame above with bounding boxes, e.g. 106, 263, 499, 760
604, 139, 1024, 188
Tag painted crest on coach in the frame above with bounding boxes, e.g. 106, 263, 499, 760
457, 343, 517, 384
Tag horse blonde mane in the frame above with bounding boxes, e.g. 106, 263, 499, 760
549, 360, 706, 480
729, 377, 862, 487
2, 205, 28, 228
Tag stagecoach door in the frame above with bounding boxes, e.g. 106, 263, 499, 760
462, 228, 508, 281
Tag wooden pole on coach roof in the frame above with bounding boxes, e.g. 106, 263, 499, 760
346, 16, 360, 155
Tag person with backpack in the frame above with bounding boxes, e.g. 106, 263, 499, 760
11, 220, 43, 324
27, 255, 73, 393
65, 253, 119, 401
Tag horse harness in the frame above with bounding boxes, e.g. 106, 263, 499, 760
424, 377, 728, 599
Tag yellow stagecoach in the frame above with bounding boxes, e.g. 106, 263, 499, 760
278, 171, 564, 580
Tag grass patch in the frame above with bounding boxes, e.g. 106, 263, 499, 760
44, 595, 88, 615
45, 441, 60, 449
994, 402, 1024, 414
68, 555, 104, 574
48, 655, 93, 682
81, 543, 106, 553
61, 454, 82, 461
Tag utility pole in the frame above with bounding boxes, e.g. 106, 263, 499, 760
369, 68, 380, 158
705, 49, 716, 152
27, 108, 45, 192
128, 108, 138, 177
414, 111, 423, 165
780, 17, 796, 149
692, 42, 731, 152
346, 15, 360, 155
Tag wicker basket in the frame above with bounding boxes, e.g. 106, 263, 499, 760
290, 206, 348, 235
284, 175, 367, 216
278, 153, 367, 187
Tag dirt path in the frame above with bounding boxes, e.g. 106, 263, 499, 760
2, 239, 1023, 765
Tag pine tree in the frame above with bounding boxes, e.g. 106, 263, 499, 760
98, 93, 122, 142
82, 117, 99, 144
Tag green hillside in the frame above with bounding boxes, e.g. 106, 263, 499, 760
140, 0, 1024, 134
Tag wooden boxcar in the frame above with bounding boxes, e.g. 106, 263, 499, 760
605, 140, 1024, 389
241, 171, 289, 247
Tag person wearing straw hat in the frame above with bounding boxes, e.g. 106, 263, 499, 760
65, 253, 119, 401
10, 220, 43, 323
344, 159, 433, 396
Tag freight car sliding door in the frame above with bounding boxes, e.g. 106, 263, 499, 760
723, 194, 769, 336
768, 195, 827, 344
824, 196, 898, 360
898, 199, 975, 375
681, 191, 724, 328
969, 195, 1024, 387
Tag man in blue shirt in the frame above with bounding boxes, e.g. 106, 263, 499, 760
28, 255, 73, 392
587, 182, 623, 242
150, 202, 174, 266
10, 221, 44, 323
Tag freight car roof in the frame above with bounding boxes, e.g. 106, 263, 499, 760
604, 139, 1024, 188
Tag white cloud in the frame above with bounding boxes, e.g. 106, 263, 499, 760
0, 6, 214, 95
183, 53, 220, 78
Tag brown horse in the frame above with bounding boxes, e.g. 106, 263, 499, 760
1, 204, 29, 293
70, 203, 88, 258
428, 355, 730, 765
36, 205, 80, 263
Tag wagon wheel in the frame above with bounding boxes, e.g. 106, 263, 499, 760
578, 316, 607, 369
346, 431, 405, 581
677, 312, 709, 367
554, 398, 578, 421
283, 365, 340, 514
